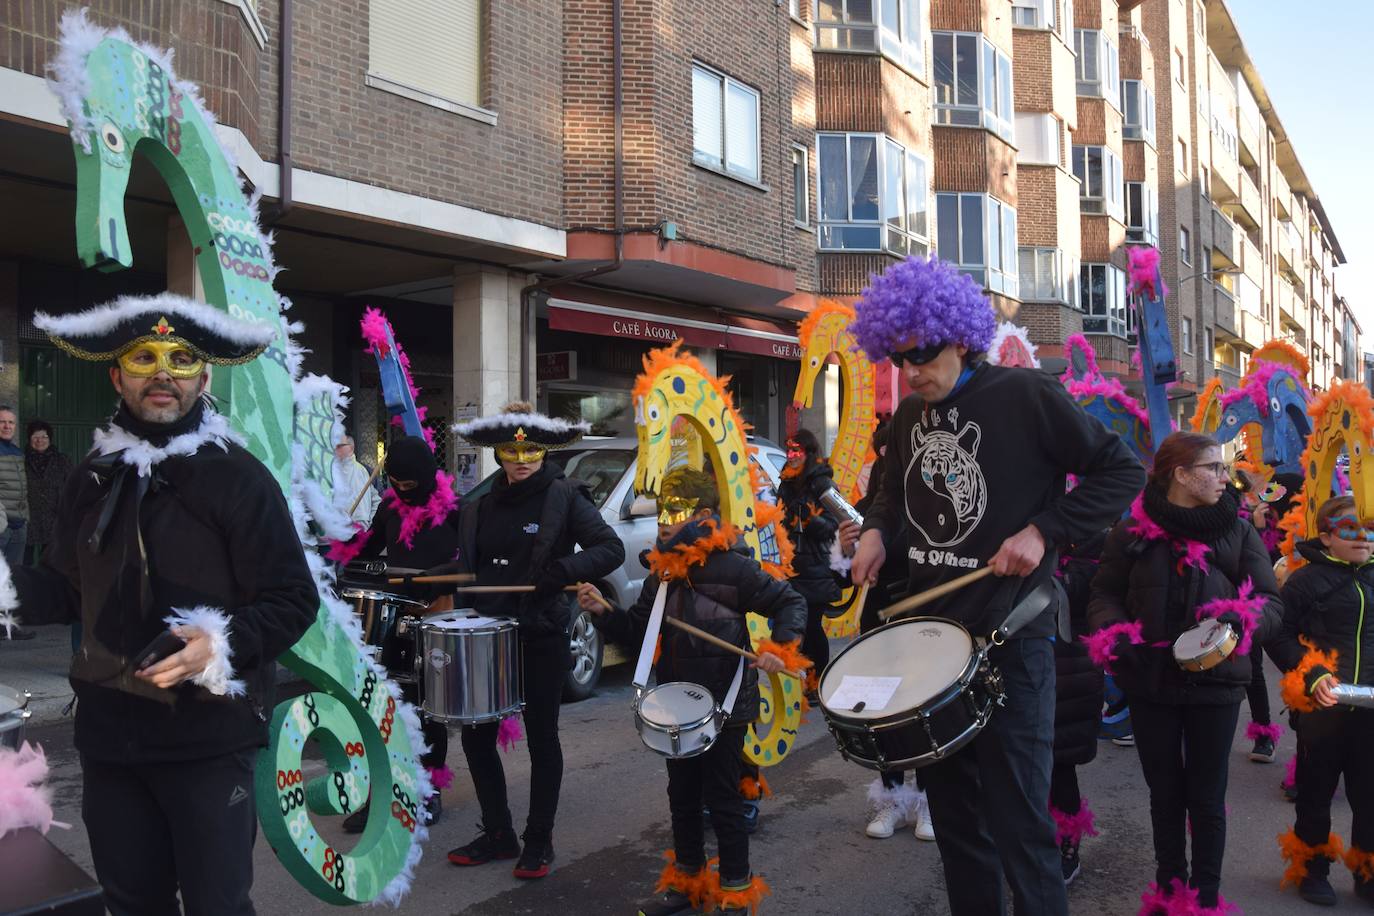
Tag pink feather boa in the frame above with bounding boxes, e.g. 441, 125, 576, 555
1126, 245, 1168, 301
1282, 753, 1298, 790
324, 523, 371, 564
1049, 800, 1099, 845
1064, 374, 1153, 428
1061, 334, 1102, 381
1128, 494, 1212, 573
384, 471, 459, 550
427, 765, 455, 791
0, 742, 65, 839
1138, 878, 1240, 915
497, 715, 524, 753
1082, 620, 1146, 674
1217, 360, 1283, 413
1245, 721, 1282, 743
360, 306, 435, 449
1194, 578, 1264, 656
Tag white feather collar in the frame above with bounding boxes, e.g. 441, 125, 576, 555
92, 409, 244, 477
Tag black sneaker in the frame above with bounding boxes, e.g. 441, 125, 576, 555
448, 824, 520, 866
424, 793, 442, 826
636, 889, 694, 916
342, 801, 369, 834
1356, 879, 1374, 905
3, 625, 35, 640
1283, 781, 1299, 803
513, 832, 554, 879
742, 800, 760, 834
1061, 839, 1082, 885
1249, 736, 1277, 763
1298, 874, 1337, 906
1111, 733, 1135, 747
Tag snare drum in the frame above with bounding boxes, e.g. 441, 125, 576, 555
419, 612, 522, 724
1173, 618, 1238, 672
0, 684, 32, 751
340, 587, 428, 680
634, 682, 724, 759
819, 617, 1004, 771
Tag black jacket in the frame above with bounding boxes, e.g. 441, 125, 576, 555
1088, 497, 1283, 705
596, 543, 807, 725
1270, 540, 1374, 692
779, 461, 841, 606
862, 362, 1146, 637
354, 495, 462, 570
1054, 535, 1106, 765
456, 464, 624, 653
14, 425, 318, 763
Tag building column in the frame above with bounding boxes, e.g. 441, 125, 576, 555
452, 265, 525, 480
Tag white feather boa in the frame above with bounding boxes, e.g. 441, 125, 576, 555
867, 777, 921, 817
0, 550, 19, 637
92, 409, 243, 478
828, 537, 853, 575
164, 606, 246, 697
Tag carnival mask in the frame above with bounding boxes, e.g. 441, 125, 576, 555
118, 341, 205, 379
495, 444, 547, 464
657, 495, 700, 526
1328, 514, 1374, 543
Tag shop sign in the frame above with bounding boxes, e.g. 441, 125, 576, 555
723, 330, 802, 361
548, 306, 727, 350
537, 350, 577, 382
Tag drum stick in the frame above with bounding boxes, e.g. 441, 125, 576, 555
387, 573, 476, 584
878, 566, 995, 622
348, 461, 384, 518
443, 585, 584, 594
660, 616, 803, 680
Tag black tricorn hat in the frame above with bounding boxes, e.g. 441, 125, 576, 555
452, 411, 590, 450
33, 293, 278, 365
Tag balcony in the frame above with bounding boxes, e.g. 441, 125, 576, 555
1275, 220, 1296, 274
1213, 284, 1238, 339
1277, 277, 1297, 325
1217, 364, 1243, 390
1212, 207, 1239, 268
1273, 169, 1293, 219
1240, 308, 1267, 349
1241, 236, 1264, 284
1237, 168, 1262, 228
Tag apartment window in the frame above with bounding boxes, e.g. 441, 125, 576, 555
818, 133, 929, 255
368, 0, 485, 117
1072, 145, 1124, 220
816, 0, 926, 76
1205, 326, 1214, 362
1201, 164, 1210, 198
1062, 0, 1074, 34
692, 63, 761, 184
1175, 48, 1186, 86
1081, 263, 1128, 337
1015, 113, 1060, 166
1178, 137, 1189, 176
933, 32, 1014, 142
1126, 182, 1159, 245
1011, 0, 1054, 29
789, 0, 802, 18
1074, 29, 1120, 106
1180, 225, 1192, 265
792, 146, 810, 226
936, 193, 1019, 297
1121, 80, 1156, 146
1182, 316, 1194, 354
1018, 247, 1077, 305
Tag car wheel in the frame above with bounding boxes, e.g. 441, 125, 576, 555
563, 609, 604, 702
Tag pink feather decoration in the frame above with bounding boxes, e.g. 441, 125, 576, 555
1138, 878, 1199, 915
427, 765, 455, 791
1126, 246, 1169, 300
1061, 333, 1102, 381
1128, 494, 1212, 573
324, 523, 371, 564
360, 306, 435, 449
1282, 754, 1298, 790
1218, 360, 1284, 413
1245, 721, 1282, 743
1049, 800, 1099, 845
1195, 578, 1265, 656
0, 742, 59, 839
497, 715, 524, 753
1081, 620, 1146, 674
384, 471, 459, 549
1064, 374, 1152, 427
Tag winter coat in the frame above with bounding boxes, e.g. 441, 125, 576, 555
596, 541, 807, 725
354, 493, 462, 571
24, 448, 73, 547
779, 461, 842, 606
1270, 540, 1374, 692
1088, 490, 1283, 705
1053, 536, 1106, 765
12, 408, 319, 763
456, 463, 624, 656
0, 438, 27, 522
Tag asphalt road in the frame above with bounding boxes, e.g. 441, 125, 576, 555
20, 657, 1367, 915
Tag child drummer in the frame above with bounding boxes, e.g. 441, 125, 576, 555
576, 468, 807, 915
1270, 495, 1374, 907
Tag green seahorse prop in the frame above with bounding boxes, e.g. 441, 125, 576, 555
50, 11, 428, 904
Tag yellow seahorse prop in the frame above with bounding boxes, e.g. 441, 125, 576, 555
633, 343, 804, 767
793, 300, 877, 639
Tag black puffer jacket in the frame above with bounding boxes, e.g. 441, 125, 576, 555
1054, 533, 1106, 765
456, 463, 624, 655
779, 461, 841, 605
1270, 540, 1374, 691
596, 540, 807, 725
1088, 487, 1283, 705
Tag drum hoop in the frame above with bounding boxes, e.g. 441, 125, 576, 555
0, 686, 30, 716
819, 616, 980, 722
634, 683, 720, 733
420, 620, 517, 636
822, 651, 986, 728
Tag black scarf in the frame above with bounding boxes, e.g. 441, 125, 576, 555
25, 447, 56, 477
493, 462, 557, 505
111, 397, 209, 447
1143, 482, 1239, 546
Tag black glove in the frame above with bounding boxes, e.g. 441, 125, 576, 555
1214, 610, 1247, 636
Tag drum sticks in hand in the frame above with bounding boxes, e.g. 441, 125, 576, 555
877, 566, 995, 623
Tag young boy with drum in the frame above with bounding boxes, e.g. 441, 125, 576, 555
1269, 494, 1374, 907
1087, 431, 1282, 914
576, 468, 807, 916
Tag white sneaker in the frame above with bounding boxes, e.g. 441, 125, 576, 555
912, 791, 936, 841
865, 802, 909, 838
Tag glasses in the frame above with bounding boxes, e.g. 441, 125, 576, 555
657, 496, 700, 526
1327, 514, 1374, 543
495, 444, 547, 464
118, 341, 205, 379
889, 342, 946, 368
1189, 462, 1229, 478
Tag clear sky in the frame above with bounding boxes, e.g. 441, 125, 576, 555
1227, 0, 1372, 340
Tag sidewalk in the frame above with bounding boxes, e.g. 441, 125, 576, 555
0, 625, 75, 727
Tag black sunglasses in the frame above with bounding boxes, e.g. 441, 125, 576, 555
889, 342, 947, 367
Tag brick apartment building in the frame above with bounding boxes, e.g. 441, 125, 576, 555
0, 0, 1359, 473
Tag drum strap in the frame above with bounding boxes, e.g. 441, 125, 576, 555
633, 579, 745, 714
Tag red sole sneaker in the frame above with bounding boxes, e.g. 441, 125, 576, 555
512, 863, 551, 880
448, 851, 517, 867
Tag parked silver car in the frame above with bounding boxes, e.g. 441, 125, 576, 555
461, 436, 788, 700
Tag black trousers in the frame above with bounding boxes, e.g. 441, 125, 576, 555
1294, 706, 1374, 876
1245, 651, 1271, 726
668, 725, 750, 883
799, 598, 830, 676
1127, 698, 1240, 907
921, 638, 1067, 916
461, 644, 565, 838
1050, 761, 1081, 815
82, 751, 258, 916
399, 681, 449, 771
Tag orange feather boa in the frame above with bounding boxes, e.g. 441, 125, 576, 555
1279, 638, 1340, 713
1279, 829, 1345, 887
739, 771, 772, 800
1346, 845, 1374, 882
654, 851, 716, 910
715, 875, 772, 915
645, 519, 740, 582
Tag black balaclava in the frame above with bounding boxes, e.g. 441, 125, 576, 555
386, 436, 438, 505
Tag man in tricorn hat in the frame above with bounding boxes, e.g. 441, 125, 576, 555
6, 292, 319, 915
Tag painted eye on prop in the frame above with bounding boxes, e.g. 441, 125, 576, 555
810, 356, 820, 369
647, 404, 660, 422
100, 121, 126, 153
1270, 397, 1281, 416
1225, 415, 1238, 426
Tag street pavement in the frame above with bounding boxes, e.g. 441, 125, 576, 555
5, 629, 1368, 915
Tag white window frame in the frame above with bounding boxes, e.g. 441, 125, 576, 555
1074, 29, 1120, 108
792, 145, 810, 228
936, 192, 1019, 297
1072, 145, 1124, 221
1014, 113, 1060, 166
815, 0, 926, 77
1081, 262, 1128, 337
933, 31, 1014, 142
1125, 182, 1159, 246
1182, 316, 1194, 355
1011, 0, 1054, 30
1121, 80, 1156, 146
1018, 246, 1076, 305
691, 62, 762, 185
1061, 0, 1074, 36
1180, 225, 1192, 265
1175, 47, 1187, 86
817, 132, 930, 256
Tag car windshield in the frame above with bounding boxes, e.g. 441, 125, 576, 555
559, 449, 634, 508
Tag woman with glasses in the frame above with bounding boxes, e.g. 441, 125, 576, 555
1088, 431, 1282, 914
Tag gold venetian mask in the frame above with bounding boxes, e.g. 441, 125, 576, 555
657, 495, 701, 526
495, 444, 547, 464
118, 340, 205, 379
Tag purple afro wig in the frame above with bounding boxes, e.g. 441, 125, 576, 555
848, 255, 996, 362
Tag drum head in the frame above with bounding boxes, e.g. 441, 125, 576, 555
423, 612, 510, 631
820, 618, 973, 720
639, 683, 715, 728
1174, 618, 1226, 656
0, 686, 26, 716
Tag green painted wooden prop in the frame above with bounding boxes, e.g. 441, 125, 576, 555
54, 14, 427, 905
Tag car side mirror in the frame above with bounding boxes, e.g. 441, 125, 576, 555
627, 495, 657, 519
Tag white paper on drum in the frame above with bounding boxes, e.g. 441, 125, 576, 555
826, 675, 903, 713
